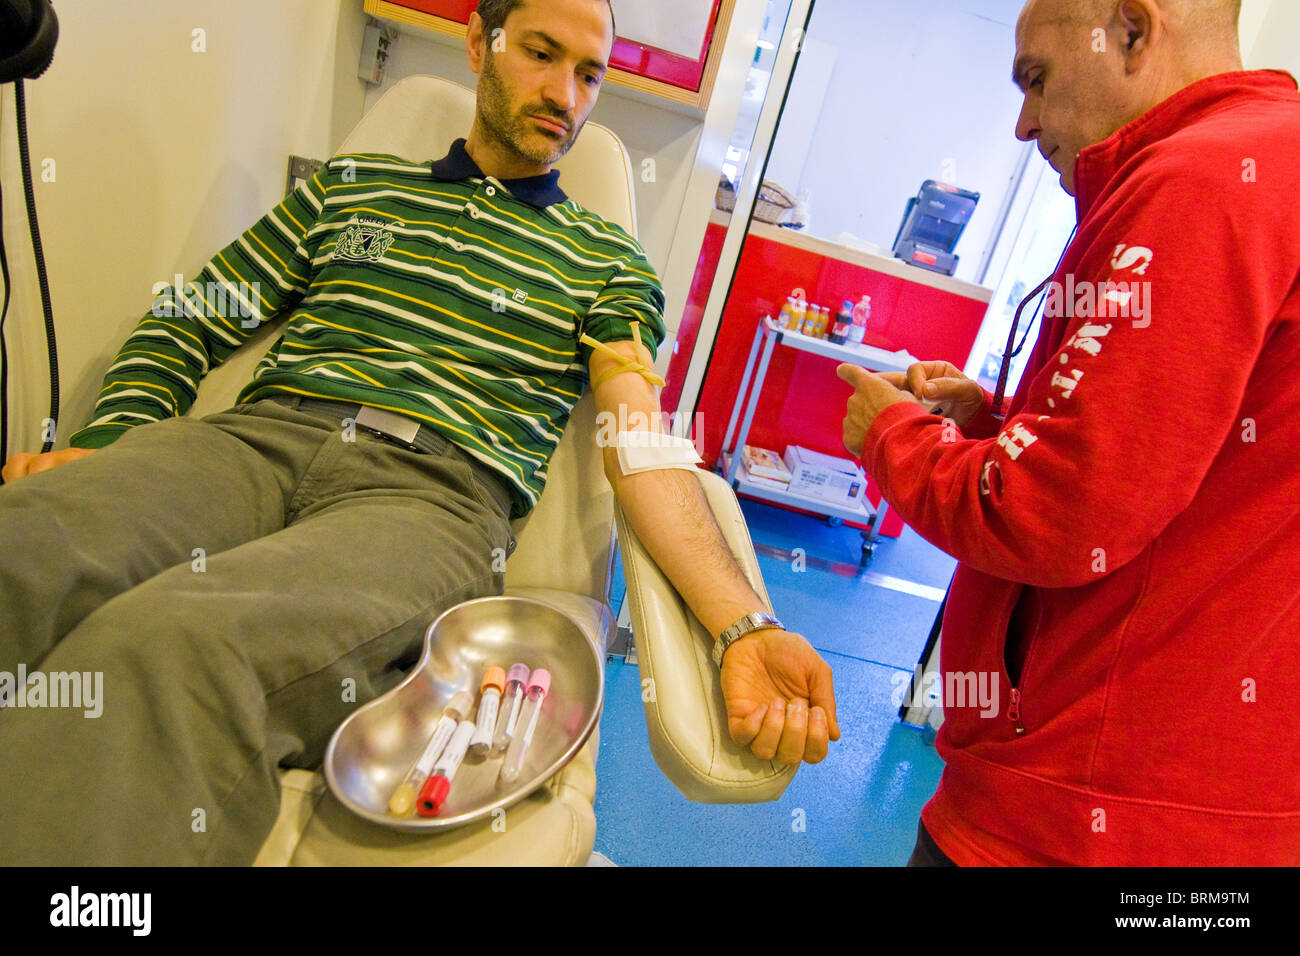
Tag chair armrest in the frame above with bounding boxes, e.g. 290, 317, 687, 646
614, 469, 796, 803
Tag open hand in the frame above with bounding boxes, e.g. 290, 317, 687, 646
2, 448, 97, 484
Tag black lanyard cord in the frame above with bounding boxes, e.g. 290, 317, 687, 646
990, 224, 1078, 422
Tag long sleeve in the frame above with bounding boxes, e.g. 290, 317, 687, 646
860, 153, 1290, 589
68, 167, 332, 449
963, 385, 1001, 440
578, 246, 668, 365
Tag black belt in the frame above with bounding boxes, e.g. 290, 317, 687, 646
266, 395, 515, 520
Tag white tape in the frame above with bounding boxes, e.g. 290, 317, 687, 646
615, 431, 703, 476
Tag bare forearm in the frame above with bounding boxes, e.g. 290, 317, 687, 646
612, 467, 767, 639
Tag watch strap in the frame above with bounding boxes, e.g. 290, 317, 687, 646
713, 611, 784, 667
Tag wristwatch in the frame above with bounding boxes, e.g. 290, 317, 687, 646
713, 611, 785, 668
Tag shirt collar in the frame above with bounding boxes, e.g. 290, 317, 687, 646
1073, 69, 1298, 220
429, 138, 568, 209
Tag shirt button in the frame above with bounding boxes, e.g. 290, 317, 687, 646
485, 186, 496, 197
468, 206, 480, 219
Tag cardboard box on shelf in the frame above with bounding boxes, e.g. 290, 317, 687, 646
782, 446, 866, 505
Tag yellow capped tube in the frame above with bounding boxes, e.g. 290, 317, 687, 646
388, 690, 473, 816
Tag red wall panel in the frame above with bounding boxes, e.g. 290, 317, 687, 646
692, 229, 991, 539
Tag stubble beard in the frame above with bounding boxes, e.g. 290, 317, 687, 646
478, 54, 583, 167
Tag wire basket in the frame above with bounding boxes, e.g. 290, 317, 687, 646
753, 180, 797, 225
715, 177, 737, 212
716, 177, 799, 225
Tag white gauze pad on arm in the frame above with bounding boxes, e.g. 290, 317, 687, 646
615, 431, 703, 476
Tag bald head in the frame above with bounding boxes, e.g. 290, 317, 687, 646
1012, 0, 1245, 194
1170, 0, 1243, 43
1022, 0, 1239, 24
1019, 0, 1242, 60
1155, 0, 1240, 32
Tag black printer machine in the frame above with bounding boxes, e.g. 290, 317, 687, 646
892, 180, 980, 277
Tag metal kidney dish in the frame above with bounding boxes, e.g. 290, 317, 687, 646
324, 595, 604, 831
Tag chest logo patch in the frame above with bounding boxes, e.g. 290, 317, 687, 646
334, 218, 396, 263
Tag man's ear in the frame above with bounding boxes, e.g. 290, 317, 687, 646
1116, 0, 1159, 72
466, 12, 487, 75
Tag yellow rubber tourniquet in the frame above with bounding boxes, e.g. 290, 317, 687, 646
581, 321, 667, 391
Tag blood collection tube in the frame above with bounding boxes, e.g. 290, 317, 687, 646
417, 718, 476, 817
499, 669, 550, 785
491, 663, 530, 754
388, 690, 472, 816
469, 666, 505, 757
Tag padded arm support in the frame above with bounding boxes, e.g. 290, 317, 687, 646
614, 468, 796, 803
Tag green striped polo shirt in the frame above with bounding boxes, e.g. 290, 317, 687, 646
68, 142, 667, 519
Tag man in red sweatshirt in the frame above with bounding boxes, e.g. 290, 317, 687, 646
839, 0, 1300, 865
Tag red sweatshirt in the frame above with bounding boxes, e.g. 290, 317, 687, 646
862, 71, 1300, 866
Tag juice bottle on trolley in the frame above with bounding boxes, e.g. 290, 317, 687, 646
785, 287, 808, 331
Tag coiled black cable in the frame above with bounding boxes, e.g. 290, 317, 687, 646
0, 77, 60, 480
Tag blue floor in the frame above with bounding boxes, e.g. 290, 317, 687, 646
593, 499, 957, 866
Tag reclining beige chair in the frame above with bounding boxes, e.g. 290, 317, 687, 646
183, 75, 794, 865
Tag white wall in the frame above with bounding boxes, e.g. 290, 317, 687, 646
779, 0, 1030, 284
1239, 0, 1272, 67
0, 0, 369, 455
764, 35, 836, 194
772, 0, 1293, 285
1242, 0, 1300, 74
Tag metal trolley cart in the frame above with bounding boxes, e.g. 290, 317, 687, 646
716, 315, 919, 568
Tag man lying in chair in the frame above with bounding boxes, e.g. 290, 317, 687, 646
0, 0, 839, 864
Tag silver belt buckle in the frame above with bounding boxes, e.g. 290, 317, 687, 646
354, 405, 422, 449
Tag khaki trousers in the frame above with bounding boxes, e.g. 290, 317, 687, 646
0, 395, 514, 864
